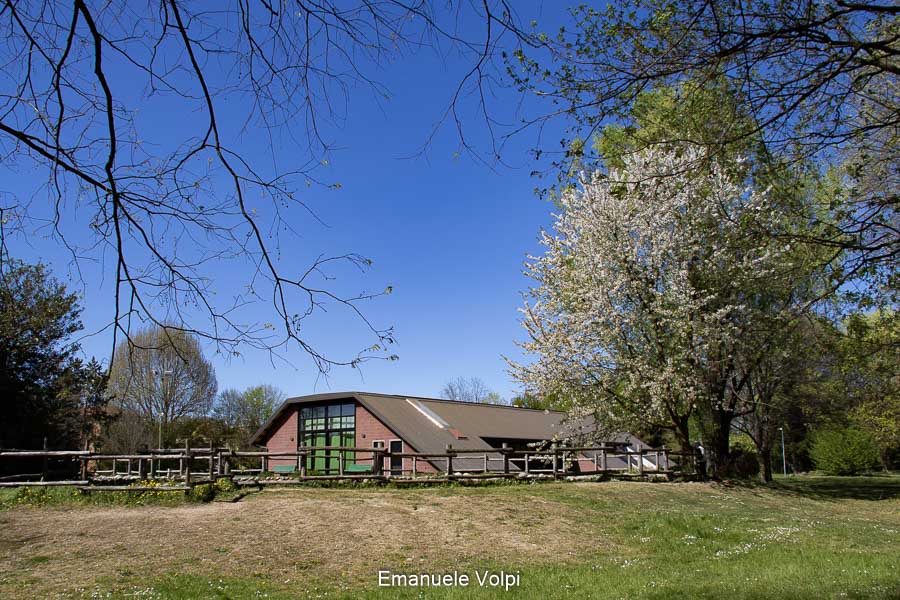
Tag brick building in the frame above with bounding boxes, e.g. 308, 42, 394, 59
251, 391, 652, 475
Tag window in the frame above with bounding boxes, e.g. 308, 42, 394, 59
299, 402, 355, 474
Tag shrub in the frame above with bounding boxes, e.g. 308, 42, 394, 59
214, 477, 237, 493
729, 448, 760, 479
188, 483, 216, 503
728, 434, 760, 479
11, 486, 54, 506
810, 428, 882, 475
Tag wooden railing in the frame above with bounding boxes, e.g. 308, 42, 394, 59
0, 441, 699, 491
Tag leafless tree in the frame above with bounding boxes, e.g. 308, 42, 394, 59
440, 375, 504, 404
108, 324, 217, 444
99, 408, 155, 453
0, 0, 525, 371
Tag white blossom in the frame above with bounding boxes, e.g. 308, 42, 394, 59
509, 145, 797, 443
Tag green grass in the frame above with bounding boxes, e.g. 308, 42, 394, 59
3, 475, 898, 599
0, 477, 246, 508
0, 482, 190, 508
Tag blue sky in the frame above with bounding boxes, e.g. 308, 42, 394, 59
2, 3, 575, 401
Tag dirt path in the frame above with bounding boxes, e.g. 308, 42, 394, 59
0, 487, 602, 597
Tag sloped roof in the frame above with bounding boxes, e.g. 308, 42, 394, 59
252, 391, 579, 451
415, 396, 568, 441
250, 391, 652, 472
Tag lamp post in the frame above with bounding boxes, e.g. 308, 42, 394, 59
777, 427, 787, 477
154, 369, 174, 450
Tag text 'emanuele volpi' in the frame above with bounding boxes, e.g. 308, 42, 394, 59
378, 570, 521, 591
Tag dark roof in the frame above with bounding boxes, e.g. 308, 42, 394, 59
254, 392, 573, 446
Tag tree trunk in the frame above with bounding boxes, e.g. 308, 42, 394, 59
674, 415, 692, 453
701, 411, 733, 480
758, 443, 773, 483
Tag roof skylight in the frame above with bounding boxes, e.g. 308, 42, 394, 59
405, 398, 449, 429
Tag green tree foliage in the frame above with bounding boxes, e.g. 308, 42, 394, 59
0, 261, 110, 461
511, 1, 897, 300
809, 428, 882, 476
851, 399, 900, 469
213, 384, 283, 447
511, 392, 570, 411
745, 311, 900, 475
595, 79, 762, 173
842, 311, 900, 467
513, 1, 898, 155
56, 357, 111, 450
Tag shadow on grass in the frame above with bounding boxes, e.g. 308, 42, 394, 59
770, 475, 900, 501
702, 474, 898, 502
706, 474, 900, 502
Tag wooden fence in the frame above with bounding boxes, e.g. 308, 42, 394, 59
0, 441, 700, 491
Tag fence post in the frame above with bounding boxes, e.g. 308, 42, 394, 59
524, 452, 530, 476
502, 443, 510, 474
655, 450, 661, 472
372, 448, 383, 478
138, 457, 147, 480
552, 443, 559, 479
412, 455, 417, 477
208, 452, 215, 481
339, 453, 344, 477
41, 437, 48, 481
81, 455, 89, 482
224, 452, 231, 477
184, 439, 192, 488
300, 450, 307, 477
662, 447, 669, 471
639, 448, 645, 476
446, 444, 454, 478
601, 445, 608, 471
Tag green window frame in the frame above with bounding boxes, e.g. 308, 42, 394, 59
299, 402, 355, 474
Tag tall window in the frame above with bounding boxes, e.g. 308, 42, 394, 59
299, 402, 355, 473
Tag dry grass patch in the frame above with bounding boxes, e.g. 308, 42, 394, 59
0, 485, 605, 597
3, 478, 897, 599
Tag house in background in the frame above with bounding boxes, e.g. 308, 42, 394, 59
251, 391, 656, 475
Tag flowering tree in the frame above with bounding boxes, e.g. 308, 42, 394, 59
509, 145, 814, 477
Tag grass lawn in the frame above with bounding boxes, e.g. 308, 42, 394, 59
1, 476, 898, 599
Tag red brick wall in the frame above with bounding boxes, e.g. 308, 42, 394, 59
260, 400, 437, 474
265, 409, 299, 469
355, 403, 437, 474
